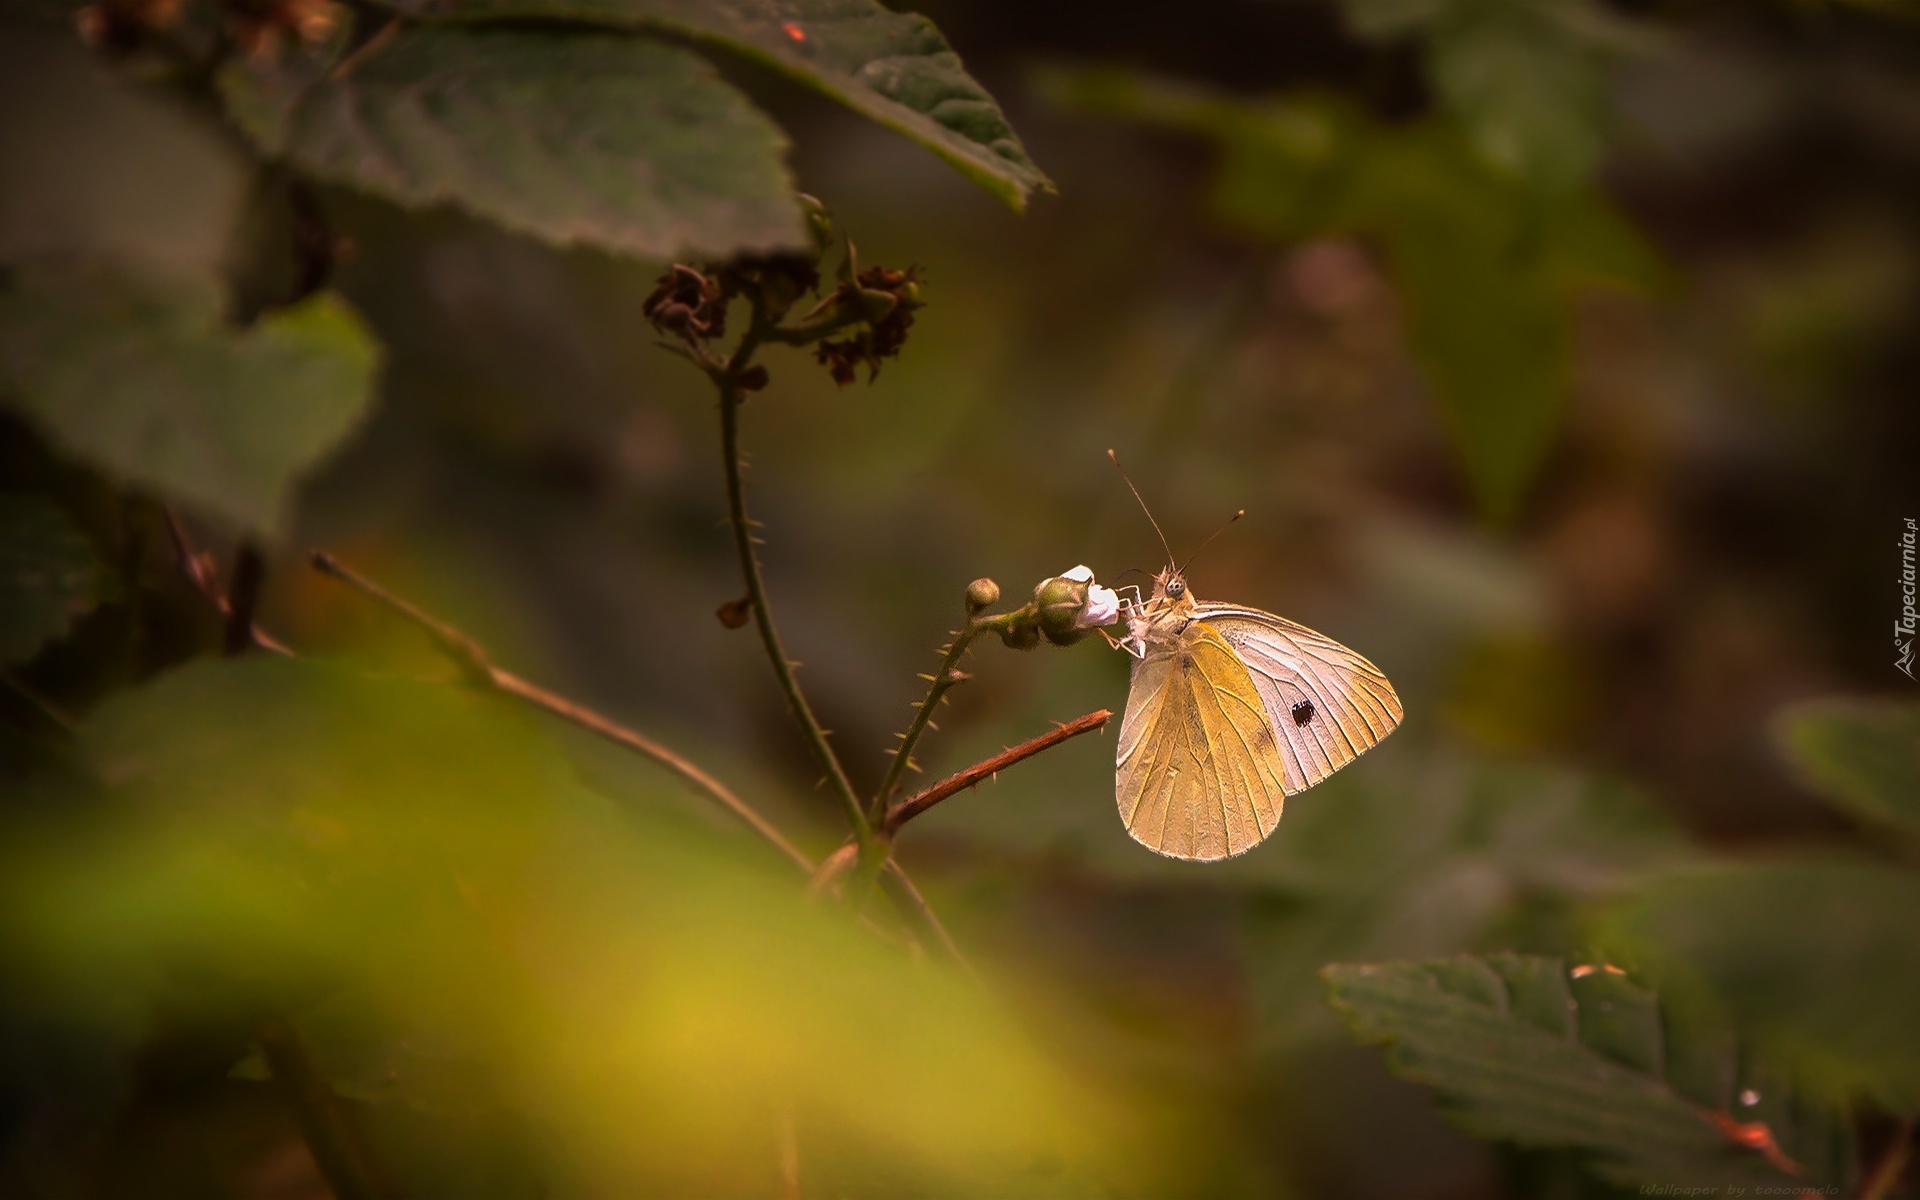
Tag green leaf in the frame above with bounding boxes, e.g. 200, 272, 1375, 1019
0, 26, 249, 281
1242, 757, 1689, 1049
222, 27, 805, 259
436, 0, 1052, 211
1337, 0, 1648, 193
1772, 697, 1920, 838
1324, 954, 1854, 1190
0, 494, 104, 665
1040, 70, 1663, 521
0, 266, 379, 537
1424, 3, 1610, 192
228, 991, 503, 1118
1600, 859, 1920, 1113
3, 656, 1133, 1193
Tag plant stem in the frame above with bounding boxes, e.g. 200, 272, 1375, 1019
877, 861, 972, 977
222, 541, 266, 657
873, 626, 979, 819
872, 608, 1029, 821
1863, 1119, 1914, 1200
165, 509, 292, 655
258, 1016, 387, 1200
883, 708, 1111, 834
0, 668, 77, 736
717, 304, 872, 847
310, 551, 814, 873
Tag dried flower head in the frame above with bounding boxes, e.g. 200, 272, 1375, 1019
814, 264, 924, 387
643, 264, 730, 344
226, 0, 340, 63
76, 0, 184, 53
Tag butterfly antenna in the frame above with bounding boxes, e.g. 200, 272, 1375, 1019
1108, 449, 1175, 566
1178, 509, 1245, 576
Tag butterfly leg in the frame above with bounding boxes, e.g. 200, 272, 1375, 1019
1096, 627, 1146, 659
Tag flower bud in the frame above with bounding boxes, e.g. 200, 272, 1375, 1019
965, 578, 1000, 614
1034, 575, 1091, 641
798, 193, 834, 257
857, 287, 900, 324
1043, 625, 1089, 647
1000, 622, 1040, 650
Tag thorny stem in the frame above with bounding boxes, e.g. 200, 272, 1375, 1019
309, 551, 982, 981
884, 709, 1112, 835
716, 298, 873, 848
874, 626, 978, 818
298, 550, 969, 979
873, 609, 1029, 821
309, 551, 814, 874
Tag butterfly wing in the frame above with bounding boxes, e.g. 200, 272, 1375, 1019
1196, 603, 1402, 795
1116, 620, 1288, 861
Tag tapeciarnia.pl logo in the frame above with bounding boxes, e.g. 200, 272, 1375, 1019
1899, 517, 1917, 680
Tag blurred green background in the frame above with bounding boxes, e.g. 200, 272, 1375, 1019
3, 0, 1919, 1196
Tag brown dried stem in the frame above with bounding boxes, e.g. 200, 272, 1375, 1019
883, 709, 1112, 835
221, 541, 266, 657
309, 550, 813, 874
165, 509, 291, 655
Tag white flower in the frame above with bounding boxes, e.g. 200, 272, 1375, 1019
1058, 565, 1119, 628
1080, 582, 1120, 628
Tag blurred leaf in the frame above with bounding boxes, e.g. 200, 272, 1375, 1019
1243, 757, 1690, 1048
1772, 697, 1920, 838
1337, 0, 1654, 192
229, 991, 504, 1119
1339, 0, 1451, 39
1040, 70, 1664, 521
0, 265, 379, 536
0, 26, 248, 281
0, 494, 103, 665
1324, 954, 1854, 1190
440, 0, 1052, 211
1599, 859, 1920, 1114
222, 28, 805, 260
1, 656, 1148, 1194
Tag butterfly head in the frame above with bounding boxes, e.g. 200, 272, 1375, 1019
1152, 566, 1190, 605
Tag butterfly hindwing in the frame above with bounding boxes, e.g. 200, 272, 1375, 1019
1116, 620, 1287, 861
1196, 603, 1403, 796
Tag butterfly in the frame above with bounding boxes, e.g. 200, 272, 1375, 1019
1106, 455, 1403, 861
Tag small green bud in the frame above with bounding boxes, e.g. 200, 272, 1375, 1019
1033, 575, 1090, 640
798, 194, 834, 257
856, 287, 898, 324
1000, 622, 1040, 650
965, 578, 1000, 614
1043, 625, 1089, 647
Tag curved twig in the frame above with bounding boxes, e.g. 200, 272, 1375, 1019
310, 551, 814, 873
884, 709, 1111, 834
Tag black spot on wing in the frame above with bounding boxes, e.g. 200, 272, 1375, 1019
1291, 699, 1315, 726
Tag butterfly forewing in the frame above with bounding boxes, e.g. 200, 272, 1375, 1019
1116, 620, 1288, 861
1196, 603, 1403, 795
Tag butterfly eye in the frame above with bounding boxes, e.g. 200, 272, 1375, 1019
1166, 578, 1185, 598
